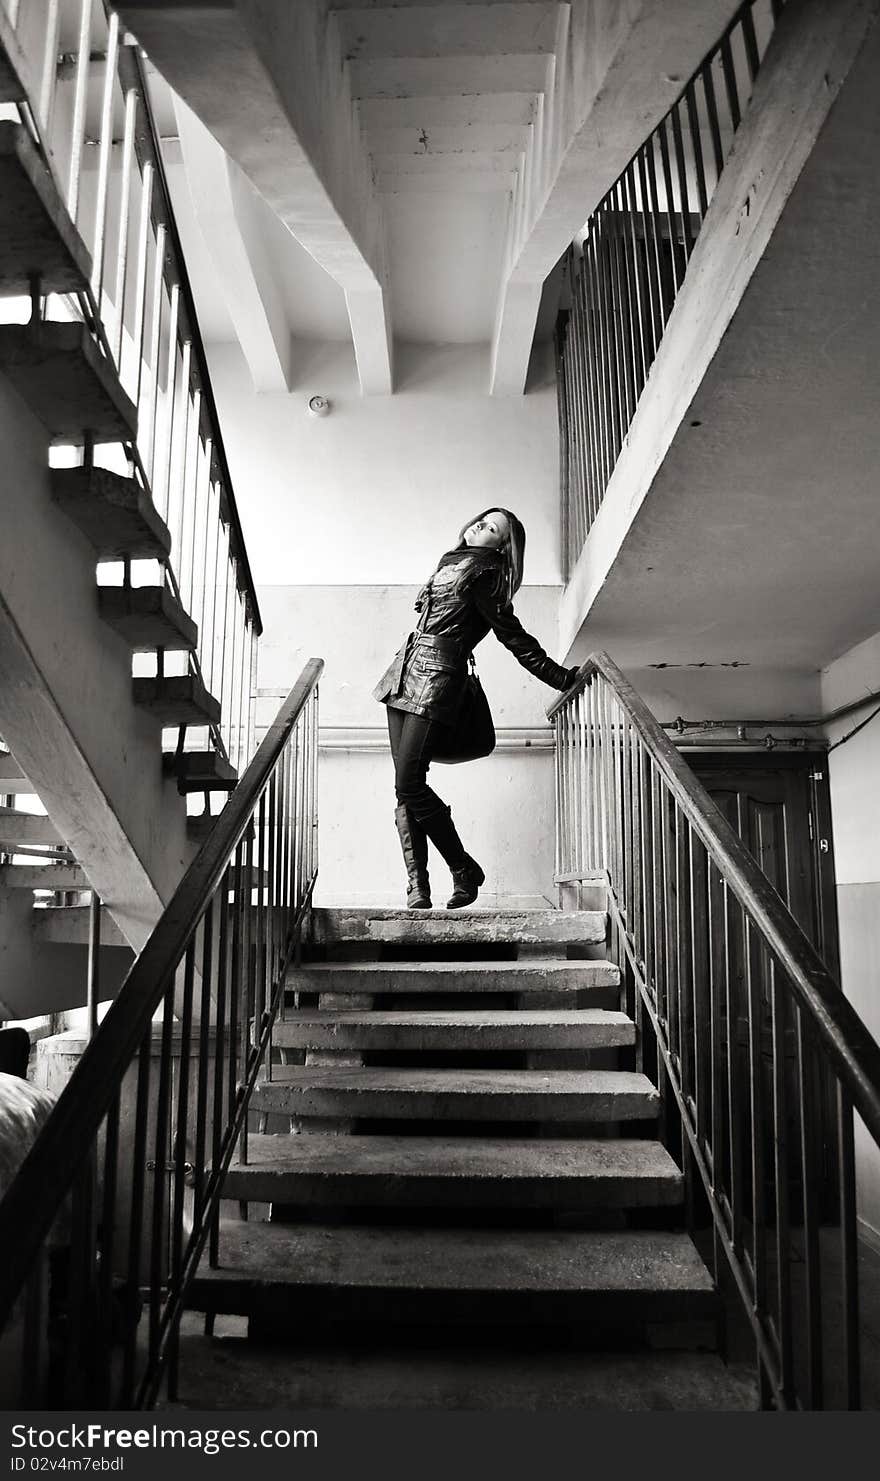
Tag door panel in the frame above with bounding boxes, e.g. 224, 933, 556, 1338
687, 753, 839, 1216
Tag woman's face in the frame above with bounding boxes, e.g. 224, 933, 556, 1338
463, 510, 510, 549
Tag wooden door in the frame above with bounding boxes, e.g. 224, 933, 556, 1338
687, 752, 840, 1215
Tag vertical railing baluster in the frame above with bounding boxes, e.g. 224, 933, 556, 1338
131, 163, 155, 408
684, 80, 709, 221
91, 12, 120, 294
720, 33, 742, 131
210, 864, 231, 1268
741, 4, 761, 84
701, 58, 725, 185
121, 1035, 152, 1406
166, 941, 195, 1402
769, 960, 794, 1407
193, 897, 215, 1231
142, 225, 167, 481
657, 118, 683, 293
838, 1084, 861, 1410
67, 0, 92, 224
38, 0, 62, 135
724, 884, 745, 1262
689, 832, 710, 1148
111, 85, 138, 364
796, 1003, 823, 1407
670, 101, 694, 262
148, 987, 176, 1373
744, 917, 767, 1325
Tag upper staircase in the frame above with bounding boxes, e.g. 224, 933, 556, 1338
0, 5, 259, 1012
191, 904, 717, 1346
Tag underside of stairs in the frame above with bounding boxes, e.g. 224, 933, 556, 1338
186, 904, 735, 1405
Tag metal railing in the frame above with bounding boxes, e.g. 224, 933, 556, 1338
555, 0, 784, 573
0, 660, 322, 1408
1, 0, 261, 772
548, 654, 880, 1410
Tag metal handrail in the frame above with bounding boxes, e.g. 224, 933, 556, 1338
0, 658, 322, 1345
2, 0, 262, 770
550, 651, 880, 1407
556, 0, 785, 572
548, 653, 880, 1146
124, 41, 261, 635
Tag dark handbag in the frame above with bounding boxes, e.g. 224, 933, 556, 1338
431, 657, 496, 764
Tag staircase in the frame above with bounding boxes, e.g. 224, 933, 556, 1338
0, 12, 255, 1005
190, 904, 716, 1348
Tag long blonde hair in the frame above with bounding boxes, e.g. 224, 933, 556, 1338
456, 508, 525, 605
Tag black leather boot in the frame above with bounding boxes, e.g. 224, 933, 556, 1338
447, 855, 485, 909
394, 803, 432, 909
420, 804, 484, 909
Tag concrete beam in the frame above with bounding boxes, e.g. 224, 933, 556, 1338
173, 98, 292, 392
119, 2, 393, 394
490, 0, 745, 394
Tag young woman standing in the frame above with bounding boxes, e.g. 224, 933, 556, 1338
374, 508, 579, 909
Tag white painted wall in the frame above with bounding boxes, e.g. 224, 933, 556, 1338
207, 340, 562, 586
822, 630, 880, 1246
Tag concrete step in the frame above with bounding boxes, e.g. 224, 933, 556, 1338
189, 1222, 716, 1326
98, 585, 198, 652
51, 466, 172, 561
309, 907, 606, 947
249, 1068, 659, 1122
164, 750, 238, 793
286, 959, 619, 995
0, 862, 88, 890
133, 674, 221, 727
0, 809, 60, 849
223, 1134, 683, 1209
0, 321, 137, 444
271, 1008, 634, 1052
30, 904, 129, 949
0, 122, 92, 297
0, 10, 30, 103
0, 751, 23, 784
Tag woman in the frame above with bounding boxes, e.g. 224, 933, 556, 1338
373, 509, 579, 910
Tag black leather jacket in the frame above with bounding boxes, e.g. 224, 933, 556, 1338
373, 548, 578, 725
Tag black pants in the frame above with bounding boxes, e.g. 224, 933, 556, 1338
386, 706, 444, 821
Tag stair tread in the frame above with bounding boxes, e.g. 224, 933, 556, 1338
0, 321, 137, 443
98, 585, 198, 651
279, 1009, 631, 1027
30, 904, 129, 949
51, 466, 172, 559
254, 1067, 655, 1094
290, 959, 612, 975
0, 13, 31, 103
286, 960, 619, 992
133, 674, 221, 726
0, 863, 88, 890
228, 1134, 682, 1182
0, 122, 92, 296
310, 907, 606, 945
197, 1222, 714, 1296
0, 809, 60, 847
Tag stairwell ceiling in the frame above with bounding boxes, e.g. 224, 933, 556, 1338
122, 0, 746, 393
